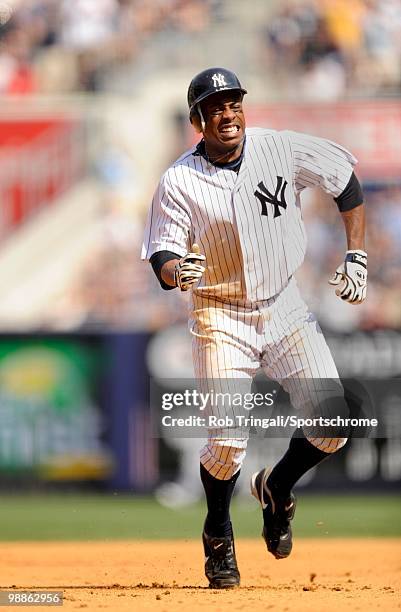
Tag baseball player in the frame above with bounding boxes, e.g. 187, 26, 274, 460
141, 67, 367, 588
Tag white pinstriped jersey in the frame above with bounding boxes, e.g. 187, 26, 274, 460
141, 128, 357, 302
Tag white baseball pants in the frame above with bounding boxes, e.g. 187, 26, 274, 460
190, 277, 347, 479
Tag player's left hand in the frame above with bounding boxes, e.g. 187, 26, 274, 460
329, 250, 367, 304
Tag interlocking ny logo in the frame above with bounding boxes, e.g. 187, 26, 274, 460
212, 73, 227, 88
254, 177, 288, 218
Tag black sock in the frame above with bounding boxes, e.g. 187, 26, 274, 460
200, 463, 240, 538
266, 428, 331, 499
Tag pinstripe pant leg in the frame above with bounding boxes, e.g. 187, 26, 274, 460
262, 278, 348, 453
190, 299, 261, 480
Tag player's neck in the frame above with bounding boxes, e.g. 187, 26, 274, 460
204, 140, 244, 165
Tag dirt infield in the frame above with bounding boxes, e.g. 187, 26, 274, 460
1, 539, 400, 611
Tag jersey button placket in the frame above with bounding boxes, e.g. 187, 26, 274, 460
231, 186, 253, 302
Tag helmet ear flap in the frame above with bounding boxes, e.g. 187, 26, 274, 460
190, 109, 203, 133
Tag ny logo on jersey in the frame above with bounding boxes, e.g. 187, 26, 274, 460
212, 73, 227, 88
254, 177, 288, 218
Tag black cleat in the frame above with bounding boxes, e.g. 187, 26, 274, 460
202, 529, 240, 588
251, 468, 297, 560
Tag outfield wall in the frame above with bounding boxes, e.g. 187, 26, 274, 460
0, 330, 399, 494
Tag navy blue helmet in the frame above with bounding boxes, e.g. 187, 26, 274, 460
187, 67, 247, 116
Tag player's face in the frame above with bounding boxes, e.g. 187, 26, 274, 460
201, 91, 246, 160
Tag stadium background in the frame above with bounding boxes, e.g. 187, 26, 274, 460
0, 0, 400, 610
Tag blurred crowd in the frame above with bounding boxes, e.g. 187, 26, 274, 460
63, 214, 190, 331
262, 0, 401, 100
0, 0, 218, 94
298, 184, 401, 331
1, 0, 401, 97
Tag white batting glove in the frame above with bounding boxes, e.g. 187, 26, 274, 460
174, 244, 206, 291
329, 250, 367, 304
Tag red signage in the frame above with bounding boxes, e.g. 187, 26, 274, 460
0, 118, 85, 239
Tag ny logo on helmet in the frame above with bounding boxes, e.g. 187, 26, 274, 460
212, 73, 227, 88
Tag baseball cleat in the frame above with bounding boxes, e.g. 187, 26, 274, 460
202, 529, 240, 588
251, 468, 297, 559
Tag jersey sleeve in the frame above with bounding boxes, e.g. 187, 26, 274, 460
141, 171, 191, 260
285, 130, 358, 197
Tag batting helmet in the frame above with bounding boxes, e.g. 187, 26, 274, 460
187, 67, 247, 116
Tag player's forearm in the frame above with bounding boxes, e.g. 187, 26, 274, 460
341, 204, 366, 251
161, 259, 179, 287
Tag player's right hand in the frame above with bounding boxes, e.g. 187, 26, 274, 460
174, 244, 206, 291
329, 249, 367, 304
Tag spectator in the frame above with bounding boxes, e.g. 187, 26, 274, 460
0, 19, 38, 94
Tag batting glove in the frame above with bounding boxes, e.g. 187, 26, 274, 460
329, 250, 367, 304
174, 246, 206, 291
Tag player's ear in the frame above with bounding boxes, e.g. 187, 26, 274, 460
190, 112, 203, 134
